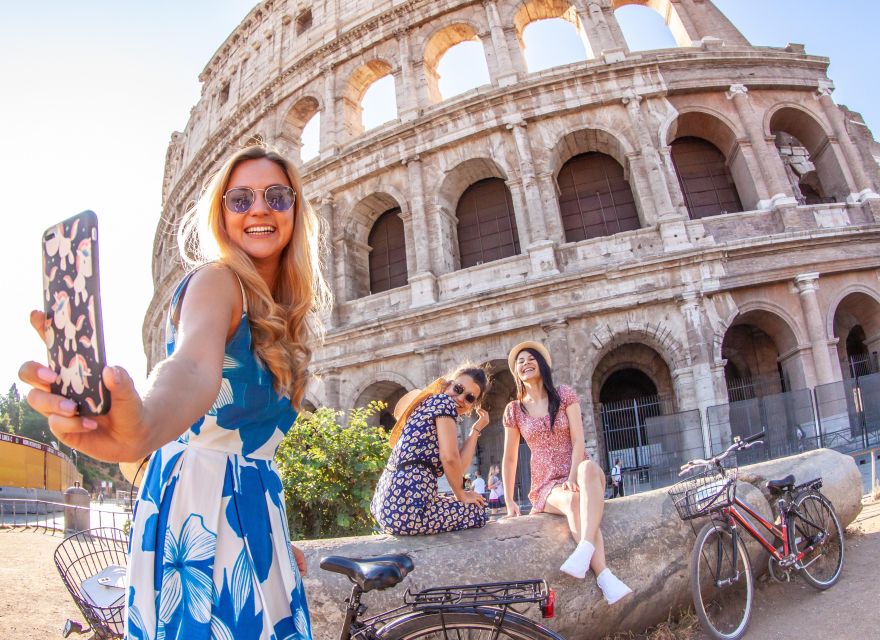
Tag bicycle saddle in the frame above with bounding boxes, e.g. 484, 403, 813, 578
766, 474, 795, 493
320, 554, 415, 592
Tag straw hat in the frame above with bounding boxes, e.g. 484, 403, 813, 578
393, 389, 425, 419
507, 341, 552, 376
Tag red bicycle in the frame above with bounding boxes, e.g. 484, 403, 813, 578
669, 432, 844, 640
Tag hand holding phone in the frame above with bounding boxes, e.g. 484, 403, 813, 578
42, 211, 110, 416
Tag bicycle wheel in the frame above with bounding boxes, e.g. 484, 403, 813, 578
789, 491, 844, 589
377, 609, 563, 640
691, 522, 753, 640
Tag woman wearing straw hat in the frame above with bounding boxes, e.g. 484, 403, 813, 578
502, 342, 632, 605
370, 365, 491, 535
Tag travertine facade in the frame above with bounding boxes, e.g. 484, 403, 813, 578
147, 0, 880, 478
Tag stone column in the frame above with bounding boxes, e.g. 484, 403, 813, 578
403, 156, 439, 307
579, 0, 626, 59
322, 368, 343, 410
622, 93, 691, 250
320, 63, 338, 158
418, 347, 442, 386
320, 196, 339, 328
483, 0, 519, 86
816, 83, 880, 204
542, 321, 571, 381
508, 120, 560, 276
726, 84, 793, 207
794, 273, 835, 386
395, 29, 419, 122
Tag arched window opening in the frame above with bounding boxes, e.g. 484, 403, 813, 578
300, 112, 320, 163
614, 3, 681, 50
671, 137, 743, 219
437, 41, 491, 99
456, 178, 520, 268
523, 18, 589, 73
368, 208, 407, 294
557, 152, 639, 242
774, 132, 834, 205
361, 74, 397, 131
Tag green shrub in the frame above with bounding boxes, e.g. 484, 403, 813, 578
275, 402, 391, 540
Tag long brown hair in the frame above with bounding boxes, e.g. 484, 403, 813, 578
177, 145, 331, 408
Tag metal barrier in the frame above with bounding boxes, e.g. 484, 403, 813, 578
815, 371, 880, 453
0, 499, 130, 535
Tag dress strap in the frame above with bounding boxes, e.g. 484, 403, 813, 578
168, 263, 248, 327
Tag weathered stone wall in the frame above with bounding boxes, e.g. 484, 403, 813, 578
296, 449, 861, 640
146, 0, 880, 473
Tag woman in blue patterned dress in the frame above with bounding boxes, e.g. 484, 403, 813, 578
21, 145, 330, 639
371, 366, 491, 535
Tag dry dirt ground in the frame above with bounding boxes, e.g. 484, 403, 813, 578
1, 501, 878, 639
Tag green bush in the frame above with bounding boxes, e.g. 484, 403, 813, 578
275, 402, 391, 540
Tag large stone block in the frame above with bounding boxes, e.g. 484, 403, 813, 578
296, 449, 861, 639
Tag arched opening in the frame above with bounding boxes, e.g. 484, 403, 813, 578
770, 108, 850, 204
522, 17, 590, 73
456, 178, 521, 268
424, 24, 490, 103
437, 41, 491, 100
831, 292, 880, 379
353, 380, 408, 430
613, 1, 685, 50
671, 137, 744, 219
343, 60, 397, 137
300, 112, 320, 163
368, 208, 408, 294
280, 96, 320, 164
557, 151, 640, 241
722, 324, 789, 401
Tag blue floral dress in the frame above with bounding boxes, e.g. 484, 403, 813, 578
370, 394, 489, 535
126, 269, 311, 640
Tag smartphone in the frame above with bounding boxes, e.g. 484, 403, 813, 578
41, 211, 110, 415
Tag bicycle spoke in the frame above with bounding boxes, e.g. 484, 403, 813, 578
691, 524, 752, 640
791, 493, 844, 589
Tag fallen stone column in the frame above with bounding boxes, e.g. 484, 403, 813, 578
297, 449, 861, 639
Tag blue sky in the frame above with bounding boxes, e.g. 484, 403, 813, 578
0, 1, 877, 396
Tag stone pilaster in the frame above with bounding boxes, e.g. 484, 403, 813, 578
482, 0, 519, 86
794, 273, 835, 386
320, 63, 338, 158
395, 29, 419, 122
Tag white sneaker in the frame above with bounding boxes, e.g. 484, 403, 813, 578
560, 540, 595, 579
597, 568, 632, 605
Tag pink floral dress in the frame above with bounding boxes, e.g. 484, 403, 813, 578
503, 385, 584, 512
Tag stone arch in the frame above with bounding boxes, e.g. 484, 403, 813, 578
436, 157, 512, 220
342, 59, 396, 137
612, 0, 693, 48
510, 1, 593, 71
422, 22, 490, 102
345, 191, 409, 299
767, 104, 850, 203
721, 303, 808, 396
666, 109, 754, 215
279, 95, 321, 163
827, 287, 880, 378
349, 373, 418, 429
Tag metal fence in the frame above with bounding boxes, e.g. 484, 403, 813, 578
0, 499, 130, 535
706, 388, 819, 466
815, 371, 880, 453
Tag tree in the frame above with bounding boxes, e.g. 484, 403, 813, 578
275, 402, 391, 540
0, 384, 21, 434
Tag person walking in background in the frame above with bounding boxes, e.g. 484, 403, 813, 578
471, 469, 486, 497
611, 458, 624, 498
370, 365, 492, 535
502, 341, 632, 605
21, 144, 328, 639
487, 464, 504, 515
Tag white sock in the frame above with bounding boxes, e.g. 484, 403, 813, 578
596, 568, 632, 605
560, 540, 595, 579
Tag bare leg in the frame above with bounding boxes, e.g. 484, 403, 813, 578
577, 460, 605, 545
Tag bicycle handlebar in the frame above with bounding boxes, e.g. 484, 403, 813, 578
679, 431, 765, 474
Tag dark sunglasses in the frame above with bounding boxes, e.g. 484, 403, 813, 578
223, 185, 296, 214
453, 383, 477, 405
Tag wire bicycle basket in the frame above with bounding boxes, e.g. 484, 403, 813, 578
668, 466, 738, 521
54, 527, 127, 639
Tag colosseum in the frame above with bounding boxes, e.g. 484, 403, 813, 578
146, 0, 880, 499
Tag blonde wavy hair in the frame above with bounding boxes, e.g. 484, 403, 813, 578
177, 145, 331, 408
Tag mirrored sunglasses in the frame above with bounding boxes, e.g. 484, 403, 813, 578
453, 383, 477, 405
223, 185, 296, 214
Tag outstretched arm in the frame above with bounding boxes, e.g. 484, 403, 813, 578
501, 424, 522, 516
437, 415, 485, 506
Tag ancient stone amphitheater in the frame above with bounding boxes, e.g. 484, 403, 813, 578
146, 0, 880, 498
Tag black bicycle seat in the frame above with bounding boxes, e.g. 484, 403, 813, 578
320, 554, 414, 592
767, 474, 795, 493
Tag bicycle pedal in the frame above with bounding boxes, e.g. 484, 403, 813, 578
63, 620, 87, 637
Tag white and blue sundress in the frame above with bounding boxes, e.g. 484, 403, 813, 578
126, 268, 311, 640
